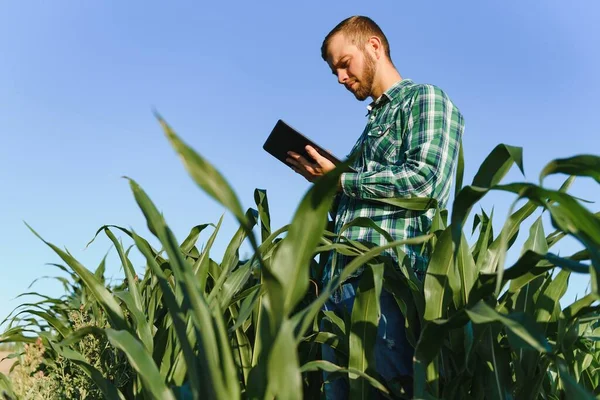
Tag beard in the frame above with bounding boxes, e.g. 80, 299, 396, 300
351, 51, 376, 101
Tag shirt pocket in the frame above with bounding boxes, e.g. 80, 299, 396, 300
365, 122, 398, 163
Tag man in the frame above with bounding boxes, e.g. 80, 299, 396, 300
286, 16, 464, 398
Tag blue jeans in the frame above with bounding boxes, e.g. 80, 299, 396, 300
321, 277, 414, 399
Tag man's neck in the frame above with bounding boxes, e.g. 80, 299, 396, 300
370, 68, 402, 101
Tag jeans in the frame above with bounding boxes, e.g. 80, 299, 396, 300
321, 277, 414, 399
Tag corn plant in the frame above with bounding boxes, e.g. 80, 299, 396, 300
0, 116, 598, 399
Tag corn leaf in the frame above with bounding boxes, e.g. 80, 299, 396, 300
106, 329, 176, 400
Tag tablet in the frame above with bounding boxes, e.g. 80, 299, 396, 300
263, 120, 345, 170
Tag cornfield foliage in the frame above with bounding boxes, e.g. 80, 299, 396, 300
1, 116, 599, 399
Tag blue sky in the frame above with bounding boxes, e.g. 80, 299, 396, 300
1, 1, 599, 326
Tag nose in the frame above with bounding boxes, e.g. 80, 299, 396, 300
337, 70, 348, 85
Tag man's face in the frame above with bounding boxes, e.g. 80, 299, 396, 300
326, 33, 376, 101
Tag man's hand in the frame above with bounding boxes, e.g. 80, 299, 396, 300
286, 145, 337, 183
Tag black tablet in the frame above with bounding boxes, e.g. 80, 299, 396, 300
263, 119, 344, 169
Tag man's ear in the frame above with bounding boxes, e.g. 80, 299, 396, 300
367, 36, 383, 59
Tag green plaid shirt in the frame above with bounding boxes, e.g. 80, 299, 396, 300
324, 79, 464, 284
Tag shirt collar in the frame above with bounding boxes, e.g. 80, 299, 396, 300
366, 79, 413, 114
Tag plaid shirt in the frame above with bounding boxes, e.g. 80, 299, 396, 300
324, 79, 464, 285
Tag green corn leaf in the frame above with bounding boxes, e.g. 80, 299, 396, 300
254, 188, 272, 243
535, 269, 570, 327
304, 331, 348, 357
471, 208, 493, 268
229, 281, 263, 306
495, 183, 600, 294
104, 228, 152, 353
370, 196, 438, 210
179, 223, 213, 255
555, 358, 596, 400
521, 216, 549, 256
229, 305, 253, 386
58, 324, 106, 347
246, 299, 269, 396
382, 267, 422, 347
0, 372, 16, 399
337, 216, 420, 286
49, 340, 126, 400
505, 251, 588, 285
251, 223, 290, 257
131, 230, 203, 399
158, 115, 250, 232
495, 183, 600, 249
103, 227, 142, 310
95, 250, 108, 282
1, 326, 39, 346
128, 179, 239, 400
268, 156, 354, 322
431, 208, 448, 234
10, 292, 67, 306
513, 358, 551, 400
479, 327, 513, 400
424, 227, 455, 321
349, 263, 383, 400
454, 138, 464, 199
193, 215, 223, 289
338, 235, 433, 284
472, 144, 525, 187
558, 292, 600, 347
413, 310, 469, 388
485, 199, 539, 273
113, 291, 154, 353
454, 181, 599, 298
211, 303, 242, 400
105, 329, 176, 400
292, 235, 433, 342
300, 360, 389, 395
218, 261, 254, 310
456, 231, 477, 307
229, 284, 262, 333
562, 293, 600, 321
472, 212, 482, 235
88, 225, 164, 262
540, 155, 600, 185
26, 223, 128, 331
465, 301, 551, 353
19, 309, 69, 339
27, 275, 74, 294
451, 143, 525, 256
207, 209, 257, 307
323, 310, 347, 336
549, 175, 578, 206
5, 301, 70, 337
265, 320, 302, 400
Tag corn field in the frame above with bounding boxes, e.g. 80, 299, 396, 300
1, 116, 599, 399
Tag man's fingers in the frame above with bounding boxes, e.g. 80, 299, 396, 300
304, 145, 336, 176
289, 164, 312, 182
286, 157, 307, 172
305, 145, 324, 163
287, 151, 313, 167
286, 150, 320, 182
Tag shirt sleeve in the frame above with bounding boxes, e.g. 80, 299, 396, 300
340, 84, 463, 202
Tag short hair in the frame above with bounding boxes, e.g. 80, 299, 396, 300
321, 16, 391, 61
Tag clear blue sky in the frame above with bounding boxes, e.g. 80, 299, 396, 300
1, 1, 599, 326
